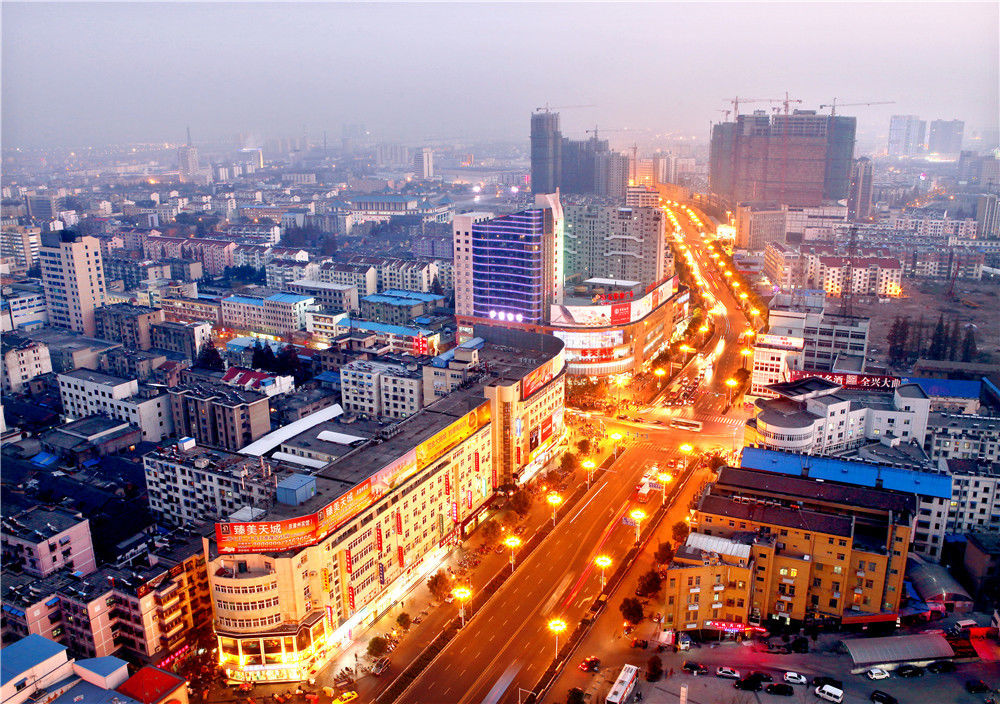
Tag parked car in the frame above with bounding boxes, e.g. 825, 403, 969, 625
866, 668, 890, 680
812, 676, 843, 689
578, 656, 601, 672
371, 658, 390, 676
927, 660, 955, 673
682, 661, 708, 675
332, 694, 358, 704
966, 680, 992, 693
783, 672, 807, 685
716, 666, 741, 679
766, 683, 794, 696
630, 638, 649, 649
897, 664, 924, 678
734, 677, 762, 691
749, 671, 774, 682
870, 691, 898, 704
814, 684, 844, 703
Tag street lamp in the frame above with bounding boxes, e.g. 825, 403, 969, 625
546, 493, 563, 527
452, 586, 471, 627
740, 347, 752, 369
504, 535, 521, 573
630, 509, 646, 544
582, 459, 596, 487
725, 377, 738, 405
594, 555, 612, 590
547, 618, 567, 660
610, 432, 623, 459
656, 471, 673, 507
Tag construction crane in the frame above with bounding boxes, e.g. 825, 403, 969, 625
717, 109, 732, 121
535, 103, 596, 113
725, 97, 782, 117
585, 126, 630, 138
819, 99, 895, 116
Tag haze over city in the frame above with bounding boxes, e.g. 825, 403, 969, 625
3, 2, 998, 148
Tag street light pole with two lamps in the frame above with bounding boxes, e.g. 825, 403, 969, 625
547, 618, 567, 660
504, 535, 521, 573
546, 493, 563, 528
452, 586, 471, 627
595, 555, 612, 591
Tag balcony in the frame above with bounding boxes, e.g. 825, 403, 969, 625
779, 594, 793, 602
833, 591, 841, 599
856, 570, 865, 577
854, 588, 864, 595
689, 587, 701, 594
713, 584, 724, 592
781, 578, 795, 585
712, 602, 723, 609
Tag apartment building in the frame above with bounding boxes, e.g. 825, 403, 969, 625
812, 256, 902, 298
422, 337, 484, 401
452, 212, 495, 317
1, 507, 96, 578
57, 369, 173, 442
265, 258, 319, 289
926, 413, 1000, 464
766, 290, 870, 371
359, 290, 444, 326
145, 438, 280, 525
340, 359, 424, 419
688, 465, 913, 628
749, 333, 804, 399
1, 227, 41, 269
169, 383, 270, 451
563, 204, 667, 288
1, 283, 48, 333
284, 280, 359, 313
207, 326, 565, 684
94, 303, 166, 351
262, 293, 313, 334
150, 320, 212, 361
763, 242, 807, 291
348, 256, 440, 293
39, 231, 107, 336
306, 315, 441, 356
317, 262, 378, 296
2, 334, 52, 394
158, 296, 222, 326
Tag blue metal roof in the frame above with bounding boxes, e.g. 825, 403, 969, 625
50, 680, 141, 704
458, 337, 485, 350
74, 656, 126, 678
1, 634, 68, 685
266, 293, 312, 304
30, 452, 58, 467
740, 447, 952, 499
313, 371, 341, 382
342, 318, 433, 337
277, 474, 315, 490
899, 376, 982, 400
223, 295, 264, 306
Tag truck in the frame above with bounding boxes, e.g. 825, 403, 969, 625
637, 482, 652, 503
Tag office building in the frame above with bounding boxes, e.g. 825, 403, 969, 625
710, 110, 857, 207
563, 204, 667, 288
24, 194, 62, 220
339, 359, 424, 419
887, 115, 926, 157
767, 290, 870, 371
783, 203, 848, 243
847, 157, 874, 221
976, 194, 1000, 239
927, 119, 965, 155
413, 147, 434, 179
1, 507, 96, 578
94, 303, 165, 351
452, 212, 494, 317
39, 231, 107, 336
2, 334, 52, 394
207, 326, 566, 684
169, 383, 270, 451
57, 369, 173, 442
749, 333, 804, 399
469, 194, 563, 325
530, 111, 562, 194
144, 439, 280, 525
1, 228, 41, 270
150, 320, 212, 361
690, 464, 912, 627
735, 203, 787, 251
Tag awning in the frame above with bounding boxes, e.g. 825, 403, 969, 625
30, 452, 58, 467
842, 632, 954, 667
841, 612, 898, 625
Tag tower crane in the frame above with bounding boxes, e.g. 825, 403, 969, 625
725, 97, 782, 116
819, 99, 895, 116
585, 126, 631, 138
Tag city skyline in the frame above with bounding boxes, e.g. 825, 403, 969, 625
2, 2, 997, 149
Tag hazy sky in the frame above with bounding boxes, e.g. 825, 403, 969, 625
3, 2, 997, 149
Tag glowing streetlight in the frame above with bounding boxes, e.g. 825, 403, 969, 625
739, 292, 749, 300
582, 459, 597, 487
725, 377, 738, 405
548, 618, 567, 660
679, 344, 694, 355
504, 535, 522, 573
656, 471, 673, 506
610, 432, 623, 459
741, 347, 752, 369
698, 324, 709, 333
594, 555, 612, 590
452, 586, 471, 627
546, 493, 563, 527
630, 509, 646, 544
679, 443, 694, 456
654, 368, 666, 378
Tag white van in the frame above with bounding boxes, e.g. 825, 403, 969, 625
814, 684, 844, 703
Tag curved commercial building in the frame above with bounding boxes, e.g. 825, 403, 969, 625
206, 325, 566, 683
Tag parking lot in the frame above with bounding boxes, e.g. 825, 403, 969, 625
604, 638, 1000, 704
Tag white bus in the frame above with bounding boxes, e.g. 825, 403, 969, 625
606, 664, 639, 704
669, 418, 703, 431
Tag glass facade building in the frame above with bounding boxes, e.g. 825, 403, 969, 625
471, 208, 553, 325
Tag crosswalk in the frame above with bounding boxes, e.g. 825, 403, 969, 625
696, 414, 746, 427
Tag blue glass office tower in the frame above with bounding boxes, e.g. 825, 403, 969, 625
471, 207, 555, 326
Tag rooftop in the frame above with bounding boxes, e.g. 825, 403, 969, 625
59, 368, 132, 386
967, 531, 1000, 555
927, 412, 1000, 431
899, 376, 982, 400
168, 382, 266, 406
115, 666, 186, 704
266, 292, 312, 305
1, 634, 67, 685
700, 493, 853, 537
1, 505, 87, 542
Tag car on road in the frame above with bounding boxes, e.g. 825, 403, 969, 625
926, 660, 956, 673
372, 658, 390, 676
733, 677, 762, 691
766, 683, 794, 696
783, 672, 807, 685
332, 694, 358, 704
748, 671, 773, 682
578, 656, 601, 672
812, 676, 843, 689
716, 666, 741, 679
682, 661, 708, 675
630, 638, 649, 649
896, 664, 923, 678
967, 679, 992, 693
870, 691, 898, 704
866, 668, 890, 680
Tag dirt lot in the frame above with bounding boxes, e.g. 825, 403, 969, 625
850, 278, 1000, 366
